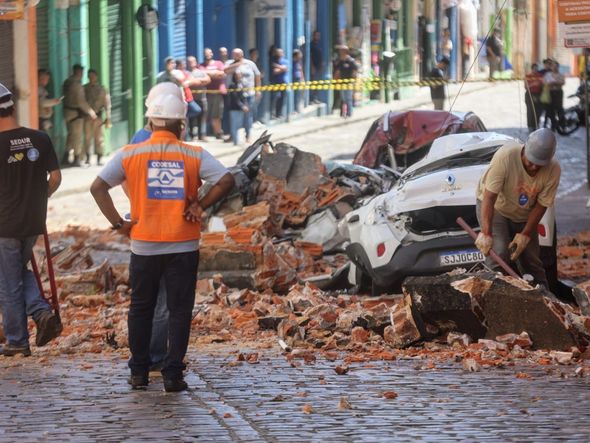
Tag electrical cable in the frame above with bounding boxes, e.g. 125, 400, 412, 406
437, 0, 509, 137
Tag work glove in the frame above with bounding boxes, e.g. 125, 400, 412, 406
508, 233, 530, 261
475, 232, 493, 256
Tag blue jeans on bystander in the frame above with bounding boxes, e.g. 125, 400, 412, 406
0, 237, 51, 347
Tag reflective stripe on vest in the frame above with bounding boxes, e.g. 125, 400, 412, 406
121, 131, 203, 242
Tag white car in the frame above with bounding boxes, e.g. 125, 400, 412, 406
340, 132, 556, 295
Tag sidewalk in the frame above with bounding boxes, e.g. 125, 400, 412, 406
556, 181, 590, 234
52, 81, 487, 199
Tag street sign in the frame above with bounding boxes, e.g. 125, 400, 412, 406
558, 0, 590, 23
254, 0, 286, 18
560, 22, 590, 47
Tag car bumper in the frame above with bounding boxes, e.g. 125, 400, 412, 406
346, 234, 482, 289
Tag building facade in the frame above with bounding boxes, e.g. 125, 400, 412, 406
0, 0, 580, 159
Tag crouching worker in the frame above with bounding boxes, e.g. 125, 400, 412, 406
474, 128, 561, 288
90, 93, 234, 391
0, 83, 63, 356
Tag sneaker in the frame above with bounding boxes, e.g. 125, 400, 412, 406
223, 137, 233, 143
1, 344, 32, 357
215, 133, 223, 140
198, 136, 208, 142
128, 374, 149, 390
163, 377, 188, 392
35, 310, 63, 347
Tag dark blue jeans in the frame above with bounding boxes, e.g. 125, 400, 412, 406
149, 278, 168, 366
128, 251, 198, 379
0, 237, 51, 347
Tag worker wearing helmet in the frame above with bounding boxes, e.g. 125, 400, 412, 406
474, 128, 561, 288
90, 93, 235, 392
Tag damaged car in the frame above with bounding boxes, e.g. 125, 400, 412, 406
353, 110, 487, 170
341, 132, 557, 295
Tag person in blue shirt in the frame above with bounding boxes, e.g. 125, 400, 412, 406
292, 49, 304, 113
270, 48, 289, 119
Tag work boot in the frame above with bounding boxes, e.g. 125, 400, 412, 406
35, 310, 63, 347
128, 374, 149, 390
1, 344, 32, 357
163, 377, 188, 392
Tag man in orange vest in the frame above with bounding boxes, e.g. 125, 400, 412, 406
90, 93, 234, 392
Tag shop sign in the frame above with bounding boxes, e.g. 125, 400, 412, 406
561, 22, 590, 47
0, 0, 24, 20
558, 0, 590, 23
254, 0, 286, 18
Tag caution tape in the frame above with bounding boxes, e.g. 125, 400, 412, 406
197, 76, 527, 94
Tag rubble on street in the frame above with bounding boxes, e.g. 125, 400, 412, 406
11, 138, 590, 376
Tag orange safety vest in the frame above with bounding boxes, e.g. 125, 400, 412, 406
121, 130, 203, 242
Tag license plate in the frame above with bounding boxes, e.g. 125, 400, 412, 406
439, 249, 484, 266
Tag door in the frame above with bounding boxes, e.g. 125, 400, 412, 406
107, 0, 129, 150
0, 21, 14, 91
172, 0, 187, 60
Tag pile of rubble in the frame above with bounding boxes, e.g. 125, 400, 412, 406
20, 136, 590, 373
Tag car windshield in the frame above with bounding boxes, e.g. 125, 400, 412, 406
400, 144, 502, 183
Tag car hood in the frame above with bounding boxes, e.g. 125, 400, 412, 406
348, 132, 522, 220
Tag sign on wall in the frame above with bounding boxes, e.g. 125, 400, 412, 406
558, 0, 590, 23
0, 0, 24, 20
561, 22, 590, 47
254, 0, 286, 18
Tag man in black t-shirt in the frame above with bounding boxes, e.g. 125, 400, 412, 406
430, 56, 450, 110
334, 46, 359, 117
486, 28, 503, 79
0, 83, 63, 357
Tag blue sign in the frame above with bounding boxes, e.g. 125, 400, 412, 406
147, 160, 185, 200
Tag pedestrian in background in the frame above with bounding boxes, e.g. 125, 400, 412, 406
486, 28, 503, 79
228, 72, 249, 145
544, 61, 565, 132
333, 46, 358, 118
270, 47, 289, 119
224, 48, 261, 144
218, 47, 228, 64
187, 56, 211, 142
249, 48, 263, 123
430, 56, 450, 110
84, 69, 111, 166
38, 69, 61, 133
441, 28, 453, 60
175, 58, 202, 141
292, 49, 304, 113
62, 64, 97, 166
91, 92, 235, 392
310, 31, 323, 104
200, 48, 226, 139
0, 83, 63, 357
525, 63, 543, 133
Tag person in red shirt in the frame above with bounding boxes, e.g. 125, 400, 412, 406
200, 48, 227, 139
525, 63, 544, 133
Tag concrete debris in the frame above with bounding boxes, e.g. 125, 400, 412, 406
402, 272, 590, 351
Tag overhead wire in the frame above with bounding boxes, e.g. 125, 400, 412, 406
438, 0, 509, 138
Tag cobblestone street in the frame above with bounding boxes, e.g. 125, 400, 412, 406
1, 347, 589, 442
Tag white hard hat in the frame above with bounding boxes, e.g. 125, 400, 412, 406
524, 128, 557, 166
145, 93, 187, 122
145, 82, 184, 107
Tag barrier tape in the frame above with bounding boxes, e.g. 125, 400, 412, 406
195, 76, 526, 94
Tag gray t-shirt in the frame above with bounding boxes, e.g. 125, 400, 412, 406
225, 59, 260, 97
99, 145, 229, 256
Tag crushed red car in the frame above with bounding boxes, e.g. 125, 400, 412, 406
352, 110, 487, 170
